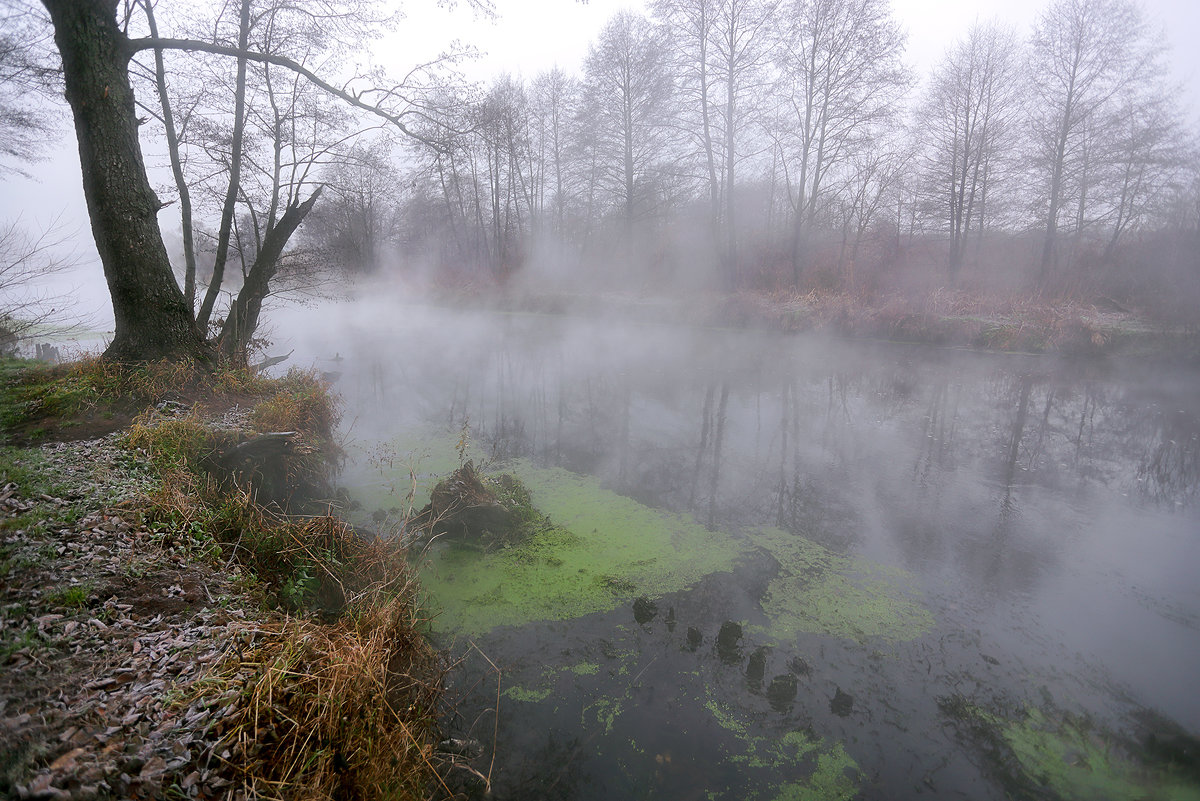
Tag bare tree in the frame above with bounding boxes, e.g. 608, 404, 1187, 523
38, 0, 473, 362
712, 0, 778, 284
579, 11, 677, 251
1096, 82, 1195, 260
0, 2, 58, 171
529, 67, 576, 238
0, 218, 81, 354
651, 0, 724, 277
652, 0, 778, 286
1027, 0, 1163, 282
835, 136, 910, 290
917, 21, 1023, 283
773, 0, 909, 285
302, 137, 402, 273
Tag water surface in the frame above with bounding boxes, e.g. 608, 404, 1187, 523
277, 302, 1200, 800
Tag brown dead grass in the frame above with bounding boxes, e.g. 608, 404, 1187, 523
210, 565, 446, 801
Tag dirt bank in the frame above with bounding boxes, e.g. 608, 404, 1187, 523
1, 361, 450, 801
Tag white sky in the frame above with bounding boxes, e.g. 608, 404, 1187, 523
393, 0, 1200, 100
2, 0, 1198, 329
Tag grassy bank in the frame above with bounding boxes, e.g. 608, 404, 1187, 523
0, 358, 449, 800
430, 286, 1198, 360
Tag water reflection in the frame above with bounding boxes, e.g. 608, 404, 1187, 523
310, 307, 1200, 583
274, 303, 1200, 793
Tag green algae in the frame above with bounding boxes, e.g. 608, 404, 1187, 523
944, 698, 1200, 801
706, 698, 750, 737
567, 661, 600, 676
583, 696, 623, 735
769, 732, 860, 801
749, 527, 933, 643
704, 691, 863, 800
417, 460, 742, 636
504, 685, 554, 703
504, 661, 604, 704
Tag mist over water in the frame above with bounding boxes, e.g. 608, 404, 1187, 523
274, 297, 1200, 799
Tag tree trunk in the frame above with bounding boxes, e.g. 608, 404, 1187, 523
42, 0, 208, 362
197, 0, 251, 332
143, 1, 199, 315
218, 188, 323, 361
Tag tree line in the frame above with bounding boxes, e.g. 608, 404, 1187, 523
3, 0, 1198, 363
356, 0, 1195, 306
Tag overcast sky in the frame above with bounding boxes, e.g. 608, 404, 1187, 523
391, 0, 1200, 103
3, 0, 1198, 327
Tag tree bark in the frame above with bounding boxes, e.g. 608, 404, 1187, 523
42, 0, 208, 362
218, 187, 323, 361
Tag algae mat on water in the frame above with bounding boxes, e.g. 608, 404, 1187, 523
418, 461, 744, 636
707, 695, 862, 801
749, 527, 934, 643
943, 698, 1200, 801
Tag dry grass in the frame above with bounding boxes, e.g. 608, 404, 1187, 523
250, 369, 340, 436
5, 357, 452, 799
129, 382, 452, 798
123, 411, 224, 471
708, 287, 1125, 353
194, 535, 448, 801
122, 417, 452, 800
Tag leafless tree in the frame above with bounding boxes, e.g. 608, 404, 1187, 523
529, 67, 577, 238
712, 0, 778, 283
1027, 0, 1164, 282
579, 11, 677, 250
652, 0, 778, 286
302, 137, 402, 273
916, 21, 1023, 283
772, 0, 909, 285
0, 2, 58, 172
835, 135, 910, 290
0, 218, 82, 353
38, 0, 478, 362
651, 0, 722, 243
1095, 82, 1196, 260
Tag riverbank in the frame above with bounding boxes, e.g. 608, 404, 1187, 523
429, 286, 1197, 361
0, 359, 448, 800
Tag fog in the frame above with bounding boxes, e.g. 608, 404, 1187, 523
4, 0, 1200, 797
266, 296, 1200, 798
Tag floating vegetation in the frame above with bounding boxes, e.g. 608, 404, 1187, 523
750, 527, 934, 643
941, 696, 1200, 801
707, 693, 862, 800
502, 661, 603, 705
503, 685, 554, 704
416, 461, 743, 636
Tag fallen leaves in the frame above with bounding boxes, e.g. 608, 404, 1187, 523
2, 434, 276, 800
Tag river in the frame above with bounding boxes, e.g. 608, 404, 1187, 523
276, 300, 1200, 801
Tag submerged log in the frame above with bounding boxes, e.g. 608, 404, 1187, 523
251, 348, 293, 373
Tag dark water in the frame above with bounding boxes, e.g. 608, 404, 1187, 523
277, 302, 1200, 800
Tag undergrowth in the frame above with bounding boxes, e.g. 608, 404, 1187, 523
3, 358, 448, 800
204, 590, 446, 800
0, 356, 278, 442
124, 368, 446, 800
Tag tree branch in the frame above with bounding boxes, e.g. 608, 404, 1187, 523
128, 35, 446, 150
